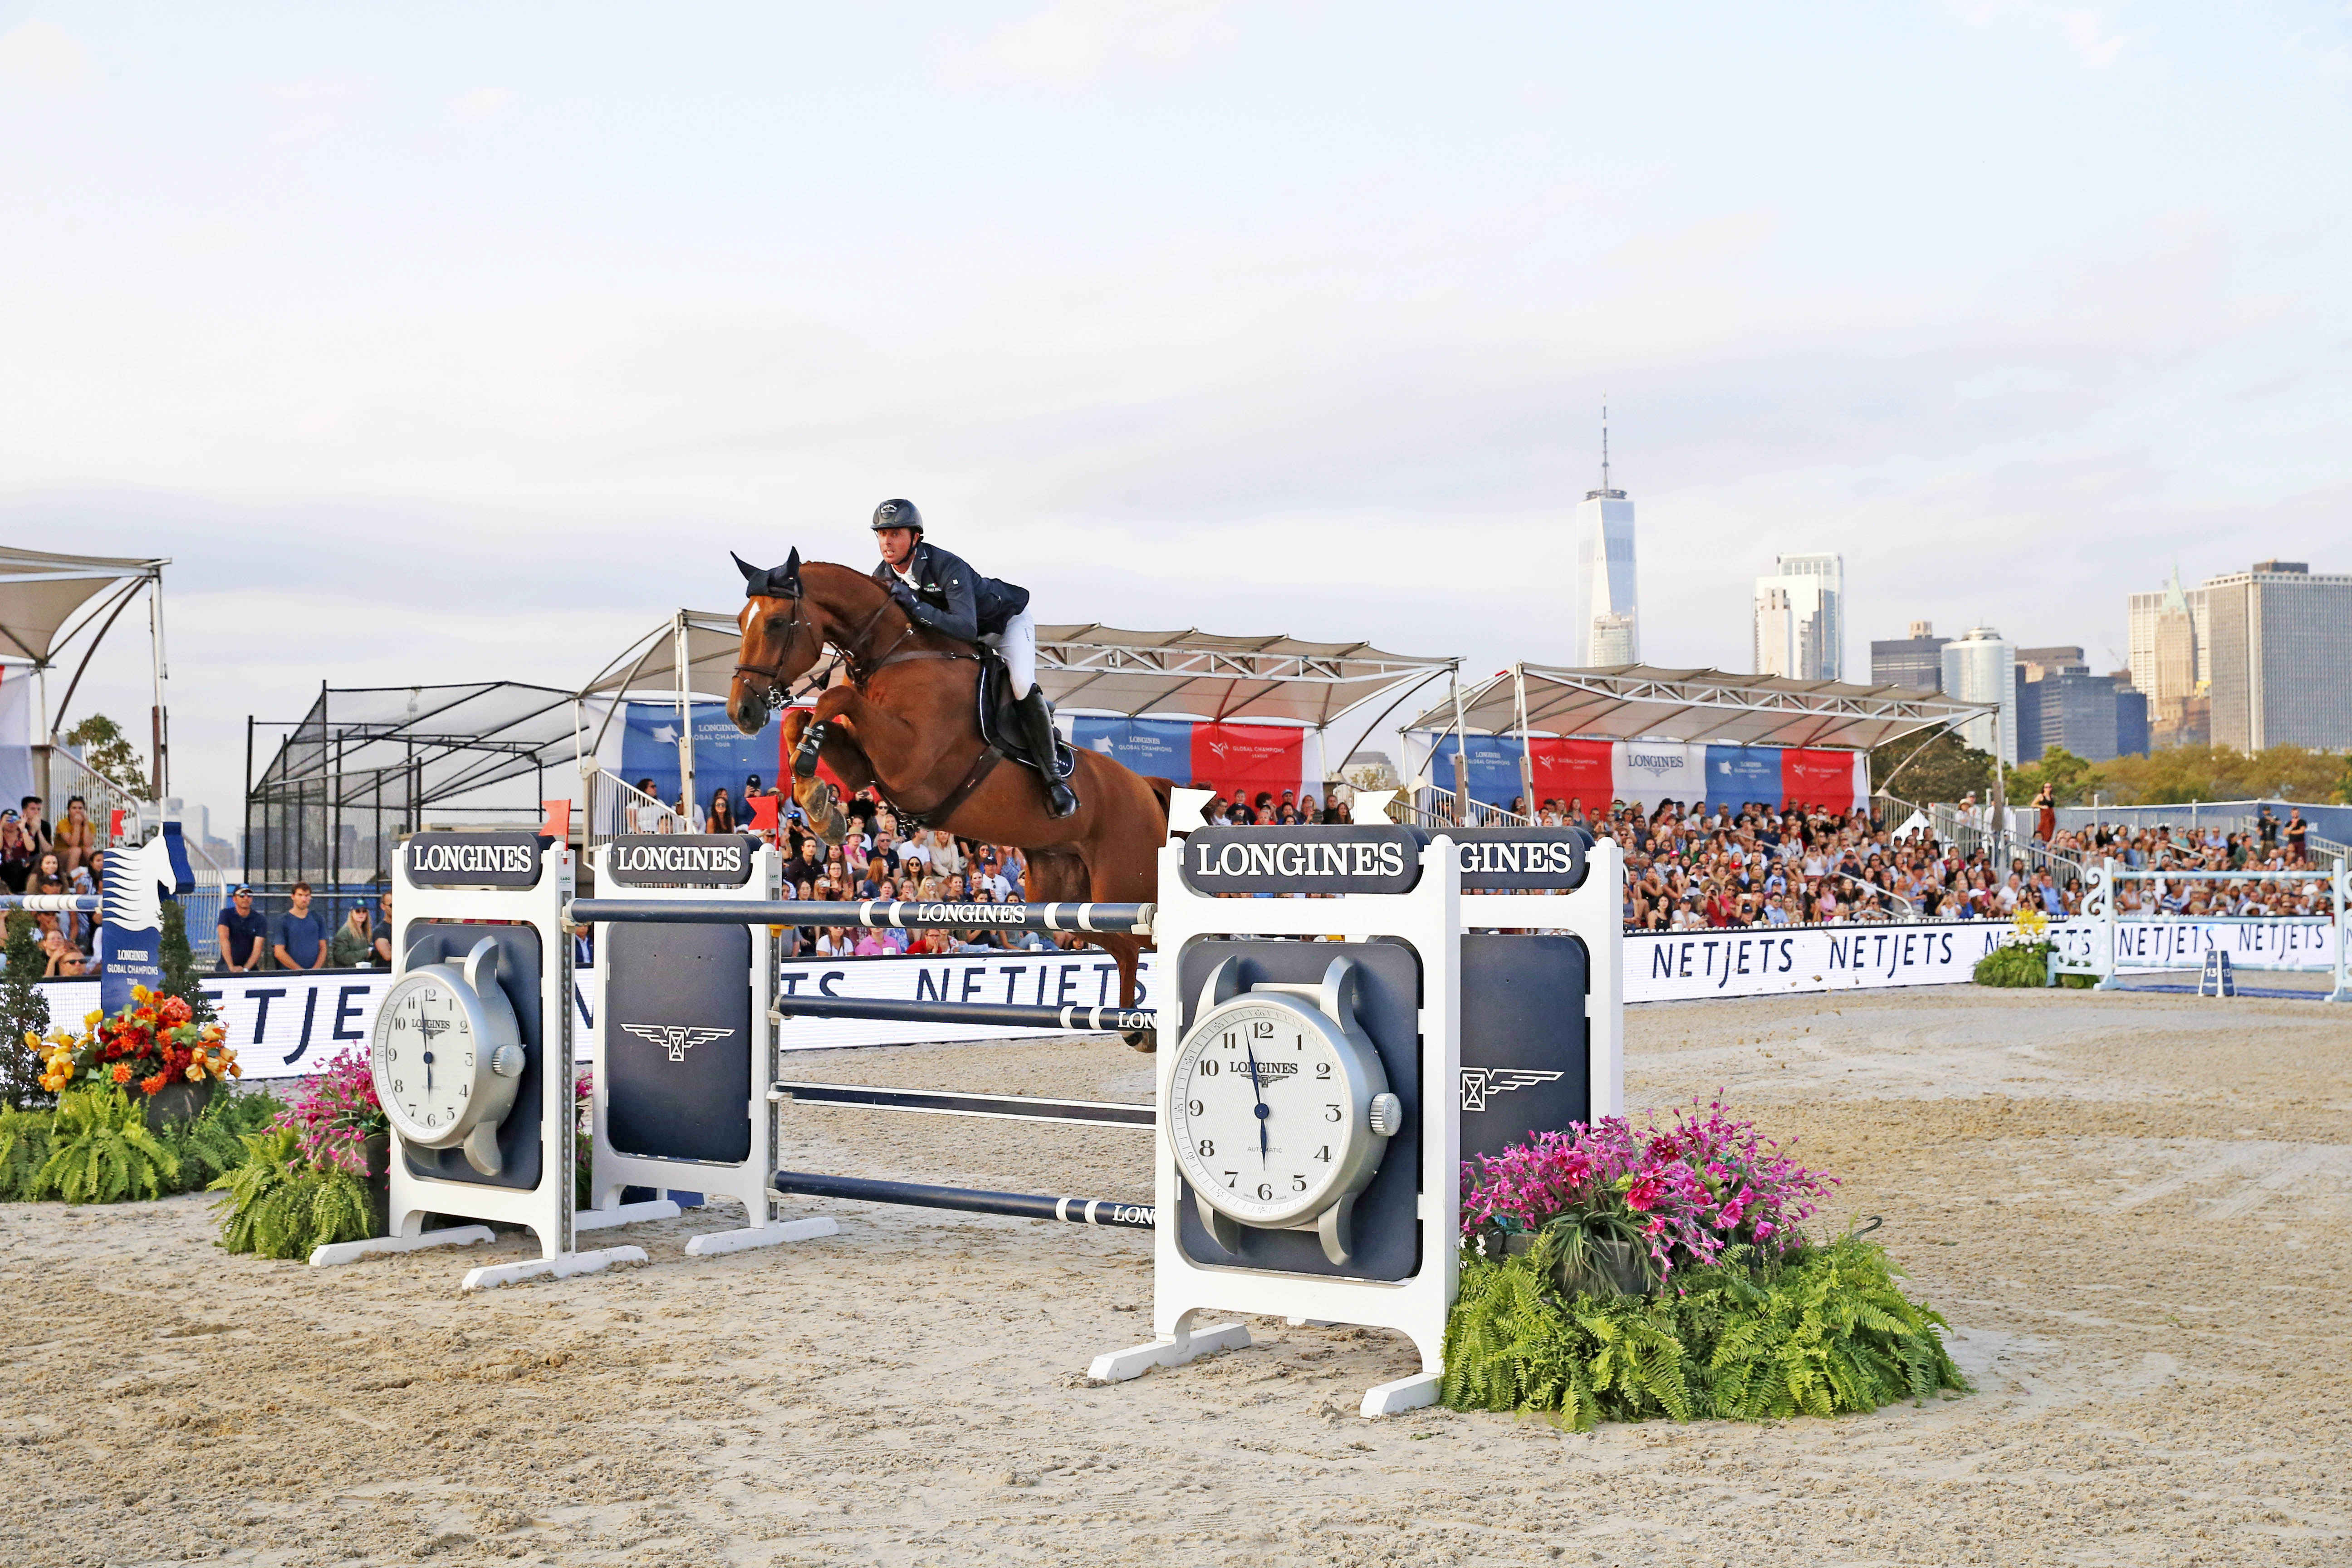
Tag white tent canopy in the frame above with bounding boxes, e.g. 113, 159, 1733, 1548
1409, 664, 1989, 753
0, 546, 172, 794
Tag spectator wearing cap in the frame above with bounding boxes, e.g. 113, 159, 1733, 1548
274, 881, 330, 971
328, 902, 376, 968
218, 886, 268, 973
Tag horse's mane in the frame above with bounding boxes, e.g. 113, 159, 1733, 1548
791, 558, 959, 657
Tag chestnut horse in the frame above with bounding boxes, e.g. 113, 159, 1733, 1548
726, 553, 1170, 1042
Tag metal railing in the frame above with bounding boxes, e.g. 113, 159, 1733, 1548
583, 768, 689, 851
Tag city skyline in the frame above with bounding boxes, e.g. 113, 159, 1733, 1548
9, 6, 2351, 827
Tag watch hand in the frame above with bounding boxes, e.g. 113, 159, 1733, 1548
1244, 1045, 1269, 1161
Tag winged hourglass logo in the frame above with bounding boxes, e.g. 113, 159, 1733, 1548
1458, 1067, 1564, 1113
620, 1024, 738, 1063
416, 1018, 453, 1044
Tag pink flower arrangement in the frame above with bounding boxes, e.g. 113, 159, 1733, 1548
275, 1048, 388, 1176
1460, 1097, 1835, 1281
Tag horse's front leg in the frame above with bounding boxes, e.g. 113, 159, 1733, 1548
780, 705, 879, 848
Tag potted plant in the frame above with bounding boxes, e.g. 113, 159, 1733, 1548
33, 985, 242, 1127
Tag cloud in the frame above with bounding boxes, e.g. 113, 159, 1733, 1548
1945, 2, 2133, 69
0, 18, 90, 92
951, 0, 1237, 88
446, 86, 520, 125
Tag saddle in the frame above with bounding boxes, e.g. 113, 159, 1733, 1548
892, 647, 1075, 832
976, 645, 1075, 779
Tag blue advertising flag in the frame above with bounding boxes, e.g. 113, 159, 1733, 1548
1705, 745, 1783, 811
1427, 734, 1529, 809
620, 701, 780, 812
1072, 716, 1192, 783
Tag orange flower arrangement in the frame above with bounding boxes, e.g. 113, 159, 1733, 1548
32, 985, 241, 1098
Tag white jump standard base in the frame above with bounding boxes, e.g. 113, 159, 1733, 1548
574, 1198, 683, 1233
1088, 1315, 1254, 1387
461, 1245, 651, 1293
308, 1225, 498, 1268
684, 1215, 840, 1256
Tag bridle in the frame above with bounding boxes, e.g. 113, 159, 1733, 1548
730, 580, 971, 717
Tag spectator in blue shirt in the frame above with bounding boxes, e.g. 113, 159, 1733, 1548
217, 886, 269, 973
274, 881, 331, 970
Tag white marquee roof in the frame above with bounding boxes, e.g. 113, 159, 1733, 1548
1408, 664, 1989, 753
579, 613, 1456, 731
0, 546, 165, 668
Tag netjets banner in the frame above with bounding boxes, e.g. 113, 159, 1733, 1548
2051, 916, 2340, 973
1625, 921, 2005, 1002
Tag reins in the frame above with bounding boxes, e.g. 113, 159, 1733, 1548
732, 577, 977, 716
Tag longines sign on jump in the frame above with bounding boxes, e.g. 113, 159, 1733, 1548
602, 834, 758, 887
402, 832, 544, 888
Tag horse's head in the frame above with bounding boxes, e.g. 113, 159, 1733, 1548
729, 548, 816, 735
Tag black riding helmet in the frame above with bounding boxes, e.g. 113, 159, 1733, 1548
871, 498, 923, 534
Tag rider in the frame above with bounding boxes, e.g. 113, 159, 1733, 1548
869, 499, 1078, 818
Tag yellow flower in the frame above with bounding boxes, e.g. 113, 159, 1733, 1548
83, 1010, 103, 1028
131, 984, 152, 1002
186, 1063, 206, 1082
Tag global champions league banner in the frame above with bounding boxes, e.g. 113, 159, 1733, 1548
1414, 735, 1871, 814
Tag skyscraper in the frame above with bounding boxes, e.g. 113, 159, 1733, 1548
2127, 564, 2209, 698
1871, 620, 1948, 691
1573, 410, 1638, 666
2204, 561, 2352, 750
1941, 626, 2018, 764
1751, 553, 1845, 680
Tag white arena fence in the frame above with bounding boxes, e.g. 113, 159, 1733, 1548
27, 915, 2038, 1080
2048, 858, 2350, 1001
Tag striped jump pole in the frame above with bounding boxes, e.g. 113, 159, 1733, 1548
769, 996, 1158, 1034
770, 1170, 1155, 1230
0, 895, 100, 912
769, 1079, 1155, 1129
569, 897, 1153, 936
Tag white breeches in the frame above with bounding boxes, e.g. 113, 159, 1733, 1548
985, 608, 1037, 696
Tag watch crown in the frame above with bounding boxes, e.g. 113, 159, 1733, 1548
1368, 1092, 1403, 1137
491, 1044, 526, 1078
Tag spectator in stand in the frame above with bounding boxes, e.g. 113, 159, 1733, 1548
2285, 809, 2308, 866
706, 787, 738, 835
0, 812, 30, 895
18, 796, 52, 861
629, 779, 666, 833
54, 796, 98, 877
40, 929, 81, 978
926, 829, 964, 881
375, 890, 395, 964
274, 881, 330, 971
217, 886, 268, 973
328, 902, 375, 968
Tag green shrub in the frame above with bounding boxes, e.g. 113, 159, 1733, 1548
1443, 1235, 1969, 1428
210, 1125, 378, 1261
0, 1103, 57, 1199
34, 1088, 182, 1203
1974, 941, 2053, 987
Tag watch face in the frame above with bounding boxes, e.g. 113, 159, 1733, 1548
1171, 1000, 1359, 1227
373, 975, 480, 1139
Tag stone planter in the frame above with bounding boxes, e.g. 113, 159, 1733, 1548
142, 1081, 212, 1130
363, 1132, 393, 1235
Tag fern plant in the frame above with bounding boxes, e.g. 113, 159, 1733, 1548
34, 1089, 182, 1203
165, 1090, 281, 1191
1444, 1235, 1968, 1428
210, 1125, 377, 1261
0, 1104, 56, 1200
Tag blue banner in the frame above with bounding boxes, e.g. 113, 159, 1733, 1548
1426, 735, 1529, 808
1705, 745, 1782, 810
619, 701, 780, 815
1073, 716, 1193, 784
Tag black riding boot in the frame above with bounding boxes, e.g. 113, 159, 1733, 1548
1015, 688, 1079, 818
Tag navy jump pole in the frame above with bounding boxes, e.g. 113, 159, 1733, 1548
769, 995, 1158, 1034
770, 1078, 1155, 1129
771, 1170, 1155, 1230
570, 897, 1154, 936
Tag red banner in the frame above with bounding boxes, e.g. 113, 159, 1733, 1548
1189, 722, 1306, 808
1780, 749, 1858, 812
1528, 737, 1615, 813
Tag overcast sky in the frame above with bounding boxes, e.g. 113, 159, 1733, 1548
4, 2, 2348, 832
